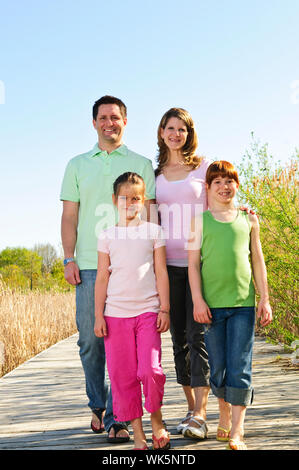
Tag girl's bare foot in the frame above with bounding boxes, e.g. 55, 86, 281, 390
131, 417, 147, 449
217, 398, 231, 441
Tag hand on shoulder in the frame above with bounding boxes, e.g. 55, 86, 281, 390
248, 212, 259, 228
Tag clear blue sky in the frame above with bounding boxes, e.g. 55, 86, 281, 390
0, 0, 298, 253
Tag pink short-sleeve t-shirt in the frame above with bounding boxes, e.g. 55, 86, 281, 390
156, 159, 211, 266
97, 221, 165, 318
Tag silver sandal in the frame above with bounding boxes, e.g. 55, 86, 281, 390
176, 410, 193, 434
183, 417, 208, 440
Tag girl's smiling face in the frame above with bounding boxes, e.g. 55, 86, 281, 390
208, 176, 239, 204
113, 183, 145, 222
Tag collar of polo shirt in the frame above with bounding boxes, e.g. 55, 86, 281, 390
90, 143, 128, 158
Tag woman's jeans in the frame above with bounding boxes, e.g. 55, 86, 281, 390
167, 266, 210, 388
76, 270, 114, 431
204, 306, 255, 407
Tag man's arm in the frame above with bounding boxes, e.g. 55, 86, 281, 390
61, 200, 81, 285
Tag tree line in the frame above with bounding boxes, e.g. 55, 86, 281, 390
0, 243, 73, 292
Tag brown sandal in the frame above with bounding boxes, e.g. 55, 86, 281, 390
91, 409, 104, 433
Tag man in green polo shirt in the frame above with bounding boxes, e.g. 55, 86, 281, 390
60, 95, 156, 443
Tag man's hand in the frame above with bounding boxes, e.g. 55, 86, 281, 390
64, 261, 81, 285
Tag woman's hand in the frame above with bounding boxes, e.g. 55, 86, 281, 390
239, 206, 256, 215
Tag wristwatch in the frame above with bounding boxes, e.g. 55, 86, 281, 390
63, 257, 75, 266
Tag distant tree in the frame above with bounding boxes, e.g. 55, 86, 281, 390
33, 243, 58, 273
0, 247, 42, 289
0, 265, 29, 290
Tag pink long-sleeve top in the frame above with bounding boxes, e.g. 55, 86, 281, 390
155, 158, 211, 266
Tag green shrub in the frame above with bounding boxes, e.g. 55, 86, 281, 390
237, 136, 298, 345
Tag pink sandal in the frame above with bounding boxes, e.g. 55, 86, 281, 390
152, 430, 171, 450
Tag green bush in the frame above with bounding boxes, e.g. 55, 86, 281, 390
237, 136, 298, 345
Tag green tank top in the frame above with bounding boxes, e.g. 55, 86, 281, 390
201, 210, 255, 308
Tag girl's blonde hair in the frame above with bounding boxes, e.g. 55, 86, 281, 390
155, 107, 203, 176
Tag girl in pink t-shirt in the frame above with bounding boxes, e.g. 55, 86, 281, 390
94, 172, 170, 450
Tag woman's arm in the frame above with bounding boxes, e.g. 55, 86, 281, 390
94, 251, 111, 337
249, 214, 272, 327
154, 245, 170, 333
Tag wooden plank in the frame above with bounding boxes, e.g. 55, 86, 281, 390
0, 333, 298, 450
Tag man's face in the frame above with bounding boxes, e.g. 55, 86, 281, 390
93, 103, 127, 146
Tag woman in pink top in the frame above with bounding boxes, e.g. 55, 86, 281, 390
94, 172, 171, 450
155, 108, 211, 440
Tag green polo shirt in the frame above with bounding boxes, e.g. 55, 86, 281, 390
60, 143, 156, 269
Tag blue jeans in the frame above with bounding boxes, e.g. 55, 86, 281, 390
204, 306, 255, 407
76, 269, 114, 431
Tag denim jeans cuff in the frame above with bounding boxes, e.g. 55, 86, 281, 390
210, 383, 254, 406
225, 386, 254, 406
210, 382, 225, 399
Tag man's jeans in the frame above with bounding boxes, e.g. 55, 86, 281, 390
76, 269, 114, 431
204, 306, 255, 407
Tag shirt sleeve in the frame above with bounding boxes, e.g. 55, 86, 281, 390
97, 231, 110, 253
153, 224, 166, 250
60, 159, 80, 202
142, 159, 156, 200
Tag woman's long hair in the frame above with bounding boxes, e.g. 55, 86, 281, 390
155, 108, 203, 176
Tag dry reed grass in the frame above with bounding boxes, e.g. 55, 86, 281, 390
0, 279, 76, 377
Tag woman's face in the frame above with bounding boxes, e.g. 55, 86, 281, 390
160, 117, 188, 152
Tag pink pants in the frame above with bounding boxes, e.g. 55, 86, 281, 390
104, 312, 166, 422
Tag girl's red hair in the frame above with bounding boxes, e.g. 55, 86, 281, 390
206, 161, 239, 186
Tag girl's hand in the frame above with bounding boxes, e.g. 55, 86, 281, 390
257, 299, 273, 327
157, 311, 170, 333
193, 299, 212, 324
94, 316, 107, 337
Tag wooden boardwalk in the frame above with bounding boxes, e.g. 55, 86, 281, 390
0, 332, 298, 451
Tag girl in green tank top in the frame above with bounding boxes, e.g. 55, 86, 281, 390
188, 161, 272, 450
